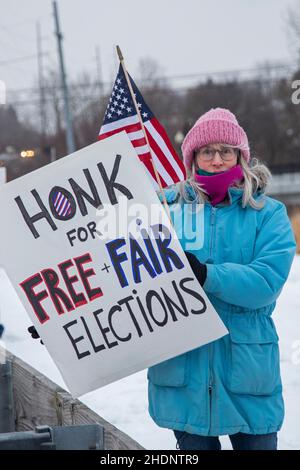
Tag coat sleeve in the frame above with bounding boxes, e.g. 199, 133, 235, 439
203, 202, 297, 309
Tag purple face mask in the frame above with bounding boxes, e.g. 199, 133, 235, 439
194, 164, 244, 206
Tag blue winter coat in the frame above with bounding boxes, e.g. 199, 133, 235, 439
148, 187, 296, 436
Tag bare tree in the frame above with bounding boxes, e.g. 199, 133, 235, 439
135, 57, 183, 153
285, 0, 300, 66
137, 57, 166, 88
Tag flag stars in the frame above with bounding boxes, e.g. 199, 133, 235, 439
100, 70, 185, 191
103, 72, 152, 122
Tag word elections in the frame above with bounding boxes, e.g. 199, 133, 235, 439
64, 277, 207, 360
14, 154, 133, 239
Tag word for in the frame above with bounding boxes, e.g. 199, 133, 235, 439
66, 221, 101, 246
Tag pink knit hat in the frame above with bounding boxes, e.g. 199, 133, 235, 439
182, 108, 250, 170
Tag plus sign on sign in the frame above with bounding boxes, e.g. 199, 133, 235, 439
0, 133, 227, 397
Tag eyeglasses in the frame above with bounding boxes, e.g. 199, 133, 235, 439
197, 146, 238, 162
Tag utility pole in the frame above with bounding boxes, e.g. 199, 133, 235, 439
52, 0, 76, 155
36, 21, 46, 141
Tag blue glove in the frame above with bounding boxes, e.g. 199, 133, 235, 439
0, 324, 4, 339
157, 188, 179, 205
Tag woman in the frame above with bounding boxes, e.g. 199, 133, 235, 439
147, 108, 297, 450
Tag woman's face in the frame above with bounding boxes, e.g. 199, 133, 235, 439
195, 143, 238, 173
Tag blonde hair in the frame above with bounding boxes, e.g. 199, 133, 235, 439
178, 150, 271, 210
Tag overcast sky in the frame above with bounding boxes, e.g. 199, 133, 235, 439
0, 0, 297, 93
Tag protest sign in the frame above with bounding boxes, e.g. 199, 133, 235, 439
0, 132, 227, 397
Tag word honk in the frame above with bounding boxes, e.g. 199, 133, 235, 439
14, 154, 133, 239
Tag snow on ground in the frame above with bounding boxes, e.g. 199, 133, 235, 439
0, 256, 299, 450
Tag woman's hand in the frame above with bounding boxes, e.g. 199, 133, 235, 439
184, 251, 207, 286
157, 188, 179, 205
28, 325, 44, 345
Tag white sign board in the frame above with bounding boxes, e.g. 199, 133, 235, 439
0, 133, 227, 397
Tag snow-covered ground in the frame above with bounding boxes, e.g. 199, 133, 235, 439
0, 256, 299, 450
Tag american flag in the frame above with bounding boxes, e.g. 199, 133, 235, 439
98, 65, 186, 189
52, 189, 73, 218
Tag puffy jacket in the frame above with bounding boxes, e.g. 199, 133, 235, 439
148, 186, 296, 436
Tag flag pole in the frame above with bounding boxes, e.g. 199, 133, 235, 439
116, 45, 172, 222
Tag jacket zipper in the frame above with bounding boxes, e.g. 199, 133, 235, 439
208, 206, 216, 434
208, 342, 213, 434
209, 206, 217, 258
209, 345, 213, 391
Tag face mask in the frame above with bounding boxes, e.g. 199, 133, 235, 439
194, 165, 243, 206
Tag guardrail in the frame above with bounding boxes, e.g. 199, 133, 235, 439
0, 346, 144, 450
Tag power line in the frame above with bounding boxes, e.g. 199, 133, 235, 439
0, 23, 36, 47
2, 61, 297, 113
4, 75, 296, 108
4, 60, 296, 94
0, 51, 52, 67
0, 14, 51, 32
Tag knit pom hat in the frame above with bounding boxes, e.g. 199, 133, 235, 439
182, 108, 250, 170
